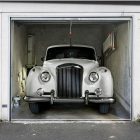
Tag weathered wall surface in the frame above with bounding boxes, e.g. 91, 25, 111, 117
26, 24, 103, 65
104, 22, 131, 112
11, 23, 27, 98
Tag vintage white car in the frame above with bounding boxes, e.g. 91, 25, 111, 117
24, 44, 114, 114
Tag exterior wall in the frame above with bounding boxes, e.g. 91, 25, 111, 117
132, 17, 140, 120
104, 23, 131, 112
0, 13, 2, 120
27, 24, 103, 65
0, 2, 140, 121
0, 12, 10, 120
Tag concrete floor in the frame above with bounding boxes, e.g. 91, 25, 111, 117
0, 122, 140, 140
12, 100, 130, 120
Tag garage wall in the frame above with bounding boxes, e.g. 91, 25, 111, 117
27, 24, 103, 65
11, 23, 27, 98
104, 22, 131, 112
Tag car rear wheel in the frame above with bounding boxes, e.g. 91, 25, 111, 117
99, 103, 110, 114
29, 103, 41, 114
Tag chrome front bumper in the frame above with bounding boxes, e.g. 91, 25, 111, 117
24, 96, 115, 104
89, 98, 115, 103
24, 96, 50, 102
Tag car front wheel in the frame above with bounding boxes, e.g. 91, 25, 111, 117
99, 103, 110, 114
29, 103, 41, 114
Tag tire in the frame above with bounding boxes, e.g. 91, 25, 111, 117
29, 103, 40, 114
99, 103, 110, 114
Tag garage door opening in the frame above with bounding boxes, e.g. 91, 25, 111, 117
10, 18, 132, 121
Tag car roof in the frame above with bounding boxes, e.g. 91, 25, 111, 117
47, 44, 96, 51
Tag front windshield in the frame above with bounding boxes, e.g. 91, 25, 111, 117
46, 46, 96, 60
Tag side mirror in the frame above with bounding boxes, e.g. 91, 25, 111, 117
41, 57, 45, 62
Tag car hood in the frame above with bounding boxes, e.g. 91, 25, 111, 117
42, 58, 99, 74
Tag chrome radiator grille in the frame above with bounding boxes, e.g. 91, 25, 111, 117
57, 64, 83, 98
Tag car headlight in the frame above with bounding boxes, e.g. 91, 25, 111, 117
89, 72, 99, 83
40, 71, 51, 82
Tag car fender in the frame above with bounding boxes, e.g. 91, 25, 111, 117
97, 67, 113, 97
25, 66, 42, 96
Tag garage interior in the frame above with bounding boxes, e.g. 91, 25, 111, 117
11, 18, 131, 120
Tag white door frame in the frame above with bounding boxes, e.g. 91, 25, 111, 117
0, 12, 135, 121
